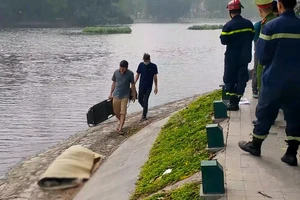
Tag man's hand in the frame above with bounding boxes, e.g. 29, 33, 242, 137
154, 87, 158, 95
108, 94, 113, 100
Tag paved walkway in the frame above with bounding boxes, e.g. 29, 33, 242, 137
224, 84, 300, 200
73, 117, 169, 200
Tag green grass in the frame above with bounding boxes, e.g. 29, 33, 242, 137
131, 90, 222, 200
188, 24, 223, 30
82, 26, 132, 34
145, 182, 202, 200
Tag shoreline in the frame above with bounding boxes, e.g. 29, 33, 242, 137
0, 94, 205, 200
0, 17, 261, 29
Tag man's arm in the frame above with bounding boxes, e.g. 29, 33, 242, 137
135, 63, 141, 84
109, 82, 116, 98
257, 24, 276, 66
154, 75, 158, 87
130, 72, 137, 100
135, 73, 140, 84
153, 65, 158, 94
220, 23, 232, 45
109, 72, 116, 99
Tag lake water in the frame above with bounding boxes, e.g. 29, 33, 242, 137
0, 23, 226, 175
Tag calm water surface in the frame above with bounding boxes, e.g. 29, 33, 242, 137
0, 23, 226, 175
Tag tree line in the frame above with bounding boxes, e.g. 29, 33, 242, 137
0, 0, 132, 27
119, 0, 259, 20
0, 0, 298, 27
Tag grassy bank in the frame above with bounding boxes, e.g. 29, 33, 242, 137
131, 90, 222, 200
82, 26, 132, 34
145, 182, 201, 200
188, 24, 223, 30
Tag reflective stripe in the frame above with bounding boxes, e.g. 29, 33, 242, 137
252, 133, 268, 140
221, 28, 255, 35
259, 33, 300, 40
286, 136, 300, 142
225, 92, 242, 97
226, 92, 237, 96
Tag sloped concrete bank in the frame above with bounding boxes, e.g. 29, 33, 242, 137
0, 95, 200, 200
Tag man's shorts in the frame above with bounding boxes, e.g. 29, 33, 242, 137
113, 97, 129, 115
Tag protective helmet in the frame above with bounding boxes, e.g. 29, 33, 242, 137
255, 0, 273, 8
227, 0, 244, 11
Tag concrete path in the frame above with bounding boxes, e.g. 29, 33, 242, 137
224, 83, 300, 200
73, 117, 169, 200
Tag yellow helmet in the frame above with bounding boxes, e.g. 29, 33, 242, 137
255, 0, 273, 6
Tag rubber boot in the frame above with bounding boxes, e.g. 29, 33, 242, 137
238, 137, 263, 156
281, 140, 299, 166
227, 96, 239, 111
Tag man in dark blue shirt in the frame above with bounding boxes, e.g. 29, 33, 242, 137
135, 53, 158, 120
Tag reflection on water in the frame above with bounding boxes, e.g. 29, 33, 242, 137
0, 24, 225, 174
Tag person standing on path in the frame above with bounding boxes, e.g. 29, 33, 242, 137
253, 1, 279, 99
252, 20, 262, 99
135, 53, 158, 120
252, 0, 279, 125
239, 0, 300, 167
220, 0, 255, 111
255, 0, 277, 93
109, 60, 137, 134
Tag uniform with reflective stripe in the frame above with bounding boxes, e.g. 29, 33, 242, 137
220, 15, 254, 96
221, 28, 254, 35
256, 12, 277, 92
253, 10, 300, 142
252, 21, 262, 94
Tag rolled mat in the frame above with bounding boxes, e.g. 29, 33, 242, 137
37, 145, 102, 190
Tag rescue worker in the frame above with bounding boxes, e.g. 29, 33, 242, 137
256, 0, 277, 93
220, 0, 255, 111
252, 0, 278, 125
253, 1, 279, 99
252, 20, 262, 99
239, 0, 300, 166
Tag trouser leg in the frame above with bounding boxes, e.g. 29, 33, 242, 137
252, 51, 258, 93
223, 63, 238, 95
142, 89, 151, 117
281, 87, 300, 166
226, 64, 248, 111
138, 89, 145, 108
223, 63, 239, 110
236, 63, 249, 97
239, 84, 281, 156
253, 85, 281, 139
257, 64, 263, 92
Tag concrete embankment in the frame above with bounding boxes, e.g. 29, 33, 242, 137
0, 95, 200, 200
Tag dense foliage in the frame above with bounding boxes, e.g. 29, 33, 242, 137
0, 0, 275, 27
119, 0, 258, 20
0, 0, 132, 27
188, 24, 223, 30
131, 90, 222, 199
83, 26, 132, 34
